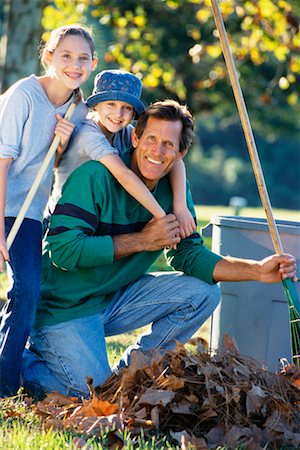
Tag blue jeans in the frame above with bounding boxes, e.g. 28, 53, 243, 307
22, 272, 220, 398
0, 218, 42, 396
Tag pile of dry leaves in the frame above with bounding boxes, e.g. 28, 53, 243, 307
32, 335, 300, 448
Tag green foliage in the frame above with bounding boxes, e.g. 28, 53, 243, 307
86, 0, 299, 118
43, 0, 300, 114
187, 114, 300, 209
42, 1, 300, 208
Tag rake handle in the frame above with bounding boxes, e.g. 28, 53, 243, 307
6, 102, 76, 251
210, 0, 283, 255
210, 0, 300, 317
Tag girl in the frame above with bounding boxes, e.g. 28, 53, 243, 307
0, 24, 98, 397
47, 69, 196, 239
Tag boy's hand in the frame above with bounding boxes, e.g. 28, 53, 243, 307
174, 205, 196, 239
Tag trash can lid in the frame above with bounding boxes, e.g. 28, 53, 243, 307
210, 216, 300, 235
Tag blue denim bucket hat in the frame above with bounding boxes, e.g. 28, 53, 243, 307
86, 69, 145, 117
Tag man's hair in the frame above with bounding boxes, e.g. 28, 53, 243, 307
135, 99, 194, 152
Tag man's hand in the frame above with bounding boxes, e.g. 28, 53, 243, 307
213, 253, 297, 283
258, 254, 297, 283
113, 214, 180, 260
141, 215, 181, 251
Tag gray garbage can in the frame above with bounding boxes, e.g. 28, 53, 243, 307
202, 216, 300, 372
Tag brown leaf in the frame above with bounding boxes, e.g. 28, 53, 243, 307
171, 401, 192, 415
281, 363, 300, 389
170, 430, 208, 449
63, 414, 122, 436
35, 402, 61, 417
198, 402, 218, 423
264, 409, 282, 432
156, 374, 185, 391
127, 417, 155, 429
137, 388, 175, 407
44, 417, 65, 431
206, 423, 227, 447
71, 397, 118, 418
185, 394, 198, 403
150, 405, 160, 427
221, 334, 240, 355
246, 385, 267, 416
134, 407, 147, 419
226, 424, 263, 447
90, 396, 118, 416
41, 392, 79, 406
79, 414, 122, 436
231, 386, 241, 404
72, 437, 92, 449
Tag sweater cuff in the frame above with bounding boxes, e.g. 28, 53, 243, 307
0, 144, 18, 159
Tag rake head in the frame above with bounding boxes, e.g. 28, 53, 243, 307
283, 279, 300, 366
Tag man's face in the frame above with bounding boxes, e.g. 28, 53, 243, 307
131, 117, 186, 190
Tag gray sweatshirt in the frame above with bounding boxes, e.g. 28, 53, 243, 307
0, 74, 87, 222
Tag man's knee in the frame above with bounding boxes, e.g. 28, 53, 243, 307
186, 277, 221, 313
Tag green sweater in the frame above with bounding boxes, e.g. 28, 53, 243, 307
37, 159, 222, 328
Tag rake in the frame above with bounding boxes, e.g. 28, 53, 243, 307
211, 0, 300, 366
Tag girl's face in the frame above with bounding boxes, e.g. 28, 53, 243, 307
95, 101, 135, 134
46, 35, 97, 90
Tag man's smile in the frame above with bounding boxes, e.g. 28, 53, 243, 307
146, 156, 162, 165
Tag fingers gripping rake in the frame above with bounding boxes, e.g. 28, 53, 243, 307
6, 102, 76, 251
210, 0, 300, 365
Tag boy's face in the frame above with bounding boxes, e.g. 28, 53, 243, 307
95, 101, 135, 134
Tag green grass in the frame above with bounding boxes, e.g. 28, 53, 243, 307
0, 411, 177, 449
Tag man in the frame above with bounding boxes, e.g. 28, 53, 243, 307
22, 100, 296, 398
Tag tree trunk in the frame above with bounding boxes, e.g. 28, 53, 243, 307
0, 0, 47, 93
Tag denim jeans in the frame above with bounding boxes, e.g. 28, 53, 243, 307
22, 272, 220, 398
0, 218, 42, 396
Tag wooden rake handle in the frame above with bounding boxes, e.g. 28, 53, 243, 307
210, 0, 283, 255
6, 102, 76, 251
210, 0, 300, 316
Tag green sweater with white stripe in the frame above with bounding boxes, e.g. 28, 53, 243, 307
37, 158, 222, 328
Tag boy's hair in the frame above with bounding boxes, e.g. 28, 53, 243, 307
40, 24, 96, 70
135, 100, 194, 152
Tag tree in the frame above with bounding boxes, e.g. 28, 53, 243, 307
0, 0, 47, 93
84, 1, 300, 123
42, 0, 300, 135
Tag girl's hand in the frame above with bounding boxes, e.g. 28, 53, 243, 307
0, 234, 9, 272
55, 114, 75, 153
174, 205, 196, 239
54, 114, 75, 167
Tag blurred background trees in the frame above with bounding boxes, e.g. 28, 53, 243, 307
1, 0, 299, 210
